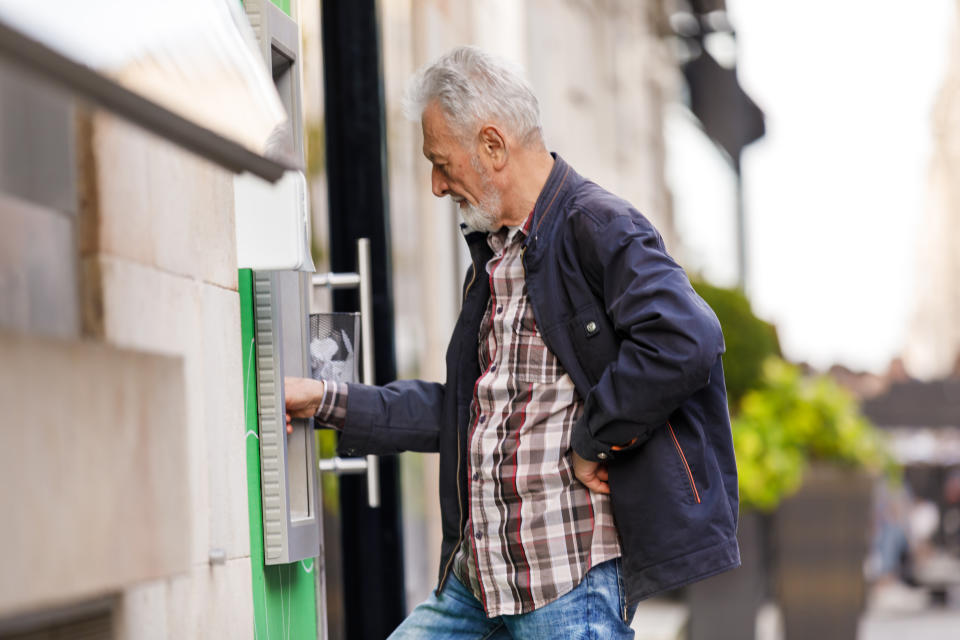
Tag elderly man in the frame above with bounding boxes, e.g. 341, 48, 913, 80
285, 46, 739, 639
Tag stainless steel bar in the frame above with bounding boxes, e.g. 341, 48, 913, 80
313, 241, 380, 506
312, 272, 362, 289
357, 238, 380, 508
318, 456, 369, 474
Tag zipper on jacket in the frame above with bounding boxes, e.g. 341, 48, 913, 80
440, 257, 477, 591
462, 258, 478, 303
668, 422, 701, 504
438, 422, 465, 590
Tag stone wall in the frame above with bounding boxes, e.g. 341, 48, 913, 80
0, 57, 253, 636
0, 333, 189, 620
79, 113, 253, 639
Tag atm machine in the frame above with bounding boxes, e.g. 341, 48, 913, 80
234, 2, 380, 638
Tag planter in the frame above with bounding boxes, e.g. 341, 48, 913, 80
688, 510, 767, 640
773, 464, 873, 640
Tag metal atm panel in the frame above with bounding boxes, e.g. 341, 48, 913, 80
252, 270, 320, 564
241, 0, 322, 567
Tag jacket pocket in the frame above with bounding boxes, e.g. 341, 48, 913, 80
567, 303, 618, 386
667, 422, 701, 504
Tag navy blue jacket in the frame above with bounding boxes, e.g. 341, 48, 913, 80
337, 155, 740, 606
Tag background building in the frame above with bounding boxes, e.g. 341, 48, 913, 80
903, 0, 960, 381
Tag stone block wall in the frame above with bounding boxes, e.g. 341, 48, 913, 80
77, 112, 253, 639
0, 333, 189, 619
0, 66, 254, 636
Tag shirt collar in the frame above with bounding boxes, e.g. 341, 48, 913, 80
486, 210, 533, 253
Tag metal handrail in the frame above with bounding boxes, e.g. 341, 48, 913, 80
314, 238, 379, 508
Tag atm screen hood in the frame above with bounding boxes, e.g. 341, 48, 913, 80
0, 0, 298, 181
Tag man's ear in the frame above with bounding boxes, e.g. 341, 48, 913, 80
478, 125, 508, 170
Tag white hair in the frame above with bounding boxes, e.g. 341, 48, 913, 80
403, 46, 545, 148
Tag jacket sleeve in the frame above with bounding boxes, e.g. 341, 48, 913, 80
335, 379, 446, 456
570, 207, 724, 462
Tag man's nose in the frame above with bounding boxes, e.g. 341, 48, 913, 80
431, 167, 447, 198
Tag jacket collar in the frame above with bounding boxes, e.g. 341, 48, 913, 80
524, 153, 576, 254
461, 222, 492, 265
459, 153, 577, 260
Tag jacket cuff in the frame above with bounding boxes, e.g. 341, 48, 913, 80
571, 418, 615, 462
335, 383, 377, 458
571, 416, 648, 462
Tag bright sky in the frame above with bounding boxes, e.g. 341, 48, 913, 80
668, 0, 956, 373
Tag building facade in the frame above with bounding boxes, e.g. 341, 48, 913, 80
0, 76, 254, 639
0, 1, 319, 637
903, 0, 960, 380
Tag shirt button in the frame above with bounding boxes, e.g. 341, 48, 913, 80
475, 532, 483, 540
490, 364, 497, 372
479, 415, 486, 423
586, 321, 598, 334
496, 306, 503, 314
597, 452, 609, 460
472, 472, 479, 481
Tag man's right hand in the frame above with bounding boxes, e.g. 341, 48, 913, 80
283, 377, 325, 434
572, 451, 610, 494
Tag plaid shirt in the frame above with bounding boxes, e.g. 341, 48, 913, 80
451, 220, 620, 616
314, 220, 620, 616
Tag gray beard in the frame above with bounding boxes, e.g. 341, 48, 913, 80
459, 157, 502, 232
460, 199, 500, 232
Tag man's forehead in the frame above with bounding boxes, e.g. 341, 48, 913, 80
422, 100, 445, 124
421, 105, 455, 160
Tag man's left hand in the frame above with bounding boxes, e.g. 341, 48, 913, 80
572, 451, 610, 494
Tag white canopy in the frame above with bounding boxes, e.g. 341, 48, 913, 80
0, 0, 295, 179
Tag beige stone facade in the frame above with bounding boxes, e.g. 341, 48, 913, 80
0, 65, 253, 636
0, 334, 188, 619
84, 114, 253, 638
904, 2, 960, 380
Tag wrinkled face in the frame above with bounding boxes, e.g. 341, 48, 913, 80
421, 102, 501, 232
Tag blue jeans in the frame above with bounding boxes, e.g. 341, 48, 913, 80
388, 558, 637, 639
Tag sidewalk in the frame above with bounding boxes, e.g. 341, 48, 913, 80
630, 593, 960, 640
631, 598, 688, 640
858, 609, 960, 640
858, 579, 960, 640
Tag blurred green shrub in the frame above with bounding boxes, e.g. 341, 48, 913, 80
692, 280, 780, 410
733, 358, 898, 511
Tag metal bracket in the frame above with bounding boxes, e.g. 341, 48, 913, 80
314, 238, 379, 508
317, 457, 369, 475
